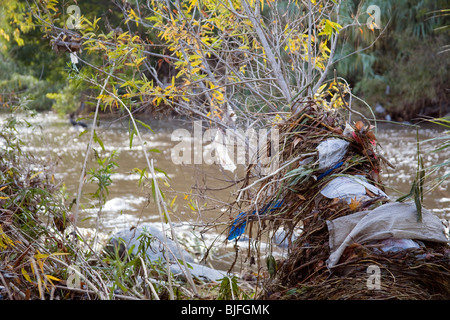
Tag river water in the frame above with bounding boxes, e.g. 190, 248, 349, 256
2, 111, 449, 270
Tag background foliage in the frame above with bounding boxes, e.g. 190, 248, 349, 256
1, 0, 448, 121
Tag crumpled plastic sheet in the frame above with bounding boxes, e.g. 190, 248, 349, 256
369, 238, 423, 253
326, 202, 449, 268
317, 138, 350, 170
320, 175, 388, 204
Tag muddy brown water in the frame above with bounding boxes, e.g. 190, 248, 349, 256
2, 112, 449, 271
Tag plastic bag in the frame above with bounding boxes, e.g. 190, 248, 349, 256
326, 202, 449, 268
320, 175, 388, 204
317, 138, 350, 170
371, 238, 422, 253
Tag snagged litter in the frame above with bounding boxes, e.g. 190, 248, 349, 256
326, 202, 449, 268
228, 200, 283, 241
317, 161, 343, 180
370, 238, 423, 254
320, 175, 388, 204
317, 138, 350, 170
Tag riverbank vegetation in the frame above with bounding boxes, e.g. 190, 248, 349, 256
0, 0, 449, 300
0, 108, 249, 300
1, 0, 448, 119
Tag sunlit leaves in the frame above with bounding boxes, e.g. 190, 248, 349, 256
314, 80, 347, 110
1, 1, 35, 46
318, 19, 342, 40
20, 249, 68, 298
0, 225, 15, 249
126, 8, 140, 27
28, 0, 345, 126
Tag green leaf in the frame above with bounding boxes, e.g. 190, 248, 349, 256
429, 159, 450, 169
155, 167, 169, 179
93, 130, 105, 151
177, 259, 193, 269
78, 129, 88, 137
129, 128, 135, 149
414, 183, 422, 223
396, 180, 415, 202
151, 179, 157, 203
418, 155, 425, 202
135, 119, 154, 132
137, 167, 147, 186
266, 255, 277, 278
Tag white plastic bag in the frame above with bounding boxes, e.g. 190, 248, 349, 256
317, 138, 350, 170
326, 202, 449, 268
371, 238, 422, 253
203, 129, 237, 172
320, 175, 388, 204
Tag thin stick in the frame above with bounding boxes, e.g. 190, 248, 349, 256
49, 257, 108, 300
228, 275, 235, 300
8, 282, 26, 300
236, 155, 302, 202
139, 256, 160, 300
73, 63, 116, 227
0, 272, 13, 300
241, 0, 292, 102
54, 285, 140, 300
92, 83, 199, 297
333, 71, 373, 126
30, 258, 44, 300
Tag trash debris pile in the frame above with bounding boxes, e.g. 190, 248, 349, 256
229, 103, 450, 300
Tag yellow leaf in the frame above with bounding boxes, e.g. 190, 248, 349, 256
0, 225, 14, 248
349, 197, 362, 211
45, 274, 62, 282
37, 259, 44, 273
317, 83, 327, 94
30, 260, 35, 274
34, 253, 49, 260
170, 195, 177, 209
30, 171, 42, 180
190, 60, 203, 67
97, 41, 107, 51
50, 252, 70, 257
129, 8, 139, 26
37, 278, 43, 298
135, 56, 146, 66
0, 196, 8, 200
0, 186, 7, 192
22, 268, 32, 283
